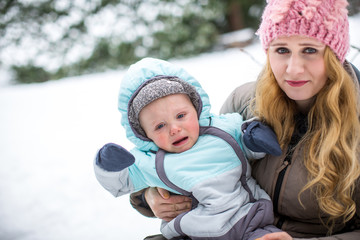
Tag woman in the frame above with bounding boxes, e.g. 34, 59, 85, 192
130, 0, 360, 239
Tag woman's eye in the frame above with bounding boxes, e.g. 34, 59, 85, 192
276, 47, 289, 54
304, 47, 317, 54
155, 123, 165, 130
177, 113, 185, 119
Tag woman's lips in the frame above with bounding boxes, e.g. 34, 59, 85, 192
173, 137, 188, 146
286, 80, 309, 87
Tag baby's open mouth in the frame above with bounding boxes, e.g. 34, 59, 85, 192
173, 137, 188, 146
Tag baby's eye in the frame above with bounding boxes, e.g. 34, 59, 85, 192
304, 47, 317, 54
177, 113, 185, 119
276, 47, 289, 54
155, 123, 165, 130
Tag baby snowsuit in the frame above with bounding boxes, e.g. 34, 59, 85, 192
94, 58, 281, 239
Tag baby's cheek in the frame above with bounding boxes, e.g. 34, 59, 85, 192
188, 123, 200, 136
153, 135, 169, 149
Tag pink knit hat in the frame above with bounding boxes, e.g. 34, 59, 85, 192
257, 0, 350, 63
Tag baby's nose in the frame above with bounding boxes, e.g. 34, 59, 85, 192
170, 124, 181, 135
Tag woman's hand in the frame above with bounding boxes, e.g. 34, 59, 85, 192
145, 187, 192, 222
257, 232, 293, 240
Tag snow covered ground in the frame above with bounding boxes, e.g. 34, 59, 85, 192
0, 15, 359, 240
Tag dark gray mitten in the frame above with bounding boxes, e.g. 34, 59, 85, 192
243, 121, 282, 156
96, 143, 135, 171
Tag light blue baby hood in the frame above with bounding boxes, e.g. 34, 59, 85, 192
118, 58, 211, 152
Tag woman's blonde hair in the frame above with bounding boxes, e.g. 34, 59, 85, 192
253, 47, 360, 230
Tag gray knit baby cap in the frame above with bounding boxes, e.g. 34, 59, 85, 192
128, 75, 201, 139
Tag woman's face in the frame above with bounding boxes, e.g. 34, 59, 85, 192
268, 36, 328, 110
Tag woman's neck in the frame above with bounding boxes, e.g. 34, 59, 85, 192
295, 97, 316, 114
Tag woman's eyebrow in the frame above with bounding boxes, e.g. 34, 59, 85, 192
269, 43, 287, 47
298, 43, 324, 47
269, 42, 324, 47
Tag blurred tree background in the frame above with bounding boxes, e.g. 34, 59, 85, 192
1, 0, 359, 84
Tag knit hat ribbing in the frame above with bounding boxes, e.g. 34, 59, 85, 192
128, 76, 201, 138
257, 0, 350, 63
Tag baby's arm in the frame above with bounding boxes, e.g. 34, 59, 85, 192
94, 143, 136, 197
96, 143, 135, 172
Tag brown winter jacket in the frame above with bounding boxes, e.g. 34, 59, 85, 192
129, 62, 360, 239
218, 62, 360, 239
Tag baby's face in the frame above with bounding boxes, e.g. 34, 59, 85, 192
139, 93, 199, 153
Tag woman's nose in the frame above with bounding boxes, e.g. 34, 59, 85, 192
286, 54, 305, 76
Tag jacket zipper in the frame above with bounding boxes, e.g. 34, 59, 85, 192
273, 114, 307, 229
273, 149, 293, 229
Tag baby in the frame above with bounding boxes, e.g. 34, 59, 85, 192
94, 58, 282, 240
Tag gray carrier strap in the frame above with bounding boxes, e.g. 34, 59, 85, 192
155, 148, 199, 221
155, 125, 256, 202
199, 126, 256, 203
155, 126, 257, 238
155, 149, 193, 197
